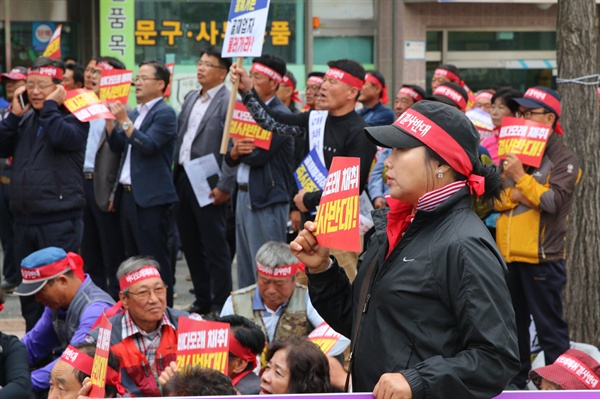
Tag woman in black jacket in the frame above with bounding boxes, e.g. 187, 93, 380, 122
291, 100, 520, 399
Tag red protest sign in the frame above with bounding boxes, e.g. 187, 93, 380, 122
230, 102, 273, 150
497, 117, 551, 168
89, 314, 112, 398
308, 322, 343, 355
176, 317, 230, 374
64, 89, 115, 122
314, 157, 361, 252
43, 24, 62, 59
164, 63, 175, 99
99, 69, 133, 104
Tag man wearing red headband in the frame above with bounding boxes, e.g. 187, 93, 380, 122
49, 342, 122, 399
0, 57, 89, 332
230, 58, 376, 281
302, 71, 325, 112
358, 70, 395, 127
225, 54, 293, 289
15, 247, 114, 393
86, 257, 199, 397
494, 86, 582, 390
277, 70, 301, 114
220, 241, 349, 359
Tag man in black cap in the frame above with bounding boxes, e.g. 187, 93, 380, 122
0, 67, 26, 293
494, 86, 582, 389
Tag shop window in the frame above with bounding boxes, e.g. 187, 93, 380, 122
448, 31, 556, 52
426, 31, 442, 52
314, 37, 373, 65
133, 0, 301, 65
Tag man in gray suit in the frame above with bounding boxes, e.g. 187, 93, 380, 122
174, 46, 235, 315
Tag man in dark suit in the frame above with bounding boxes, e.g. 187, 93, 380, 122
81, 56, 127, 299
174, 46, 235, 315
225, 54, 293, 288
106, 60, 178, 306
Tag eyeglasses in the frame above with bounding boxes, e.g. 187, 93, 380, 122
128, 285, 167, 301
515, 110, 549, 119
25, 82, 55, 91
196, 61, 226, 70
85, 67, 102, 76
134, 75, 161, 82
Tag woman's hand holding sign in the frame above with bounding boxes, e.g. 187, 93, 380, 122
290, 221, 331, 274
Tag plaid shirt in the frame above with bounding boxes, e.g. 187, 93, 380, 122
121, 310, 176, 371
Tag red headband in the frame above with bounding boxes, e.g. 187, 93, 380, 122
365, 73, 388, 104
119, 266, 162, 291
60, 346, 124, 395
475, 91, 493, 102
257, 261, 302, 278
229, 332, 257, 364
96, 62, 115, 71
433, 85, 467, 111
434, 68, 460, 84
307, 76, 324, 86
282, 75, 301, 103
28, 66, 63, 80
554, 353, 600, 389
325, 68, 364, 90
394, 109, 485, 196
398, 87, 423, 102
21, 252, 84, 282
251, 63, 283, 83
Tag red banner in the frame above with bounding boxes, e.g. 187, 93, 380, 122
176, 317, 230, 374
497, 117, 551, 168
64, 89, 115, 122
164, 63, 175, 99
229, 102, 273, 150
43, 24, 62, 60
99, 69, 133, 104
308, 322, 343, 355
314, 157, 361, 252
89, 314, 112, 398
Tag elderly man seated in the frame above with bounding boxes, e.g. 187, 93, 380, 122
15, 247, 114, 392
220, 241, 349, 388
87, 257, 199, 397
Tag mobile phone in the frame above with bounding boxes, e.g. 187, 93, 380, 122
18, 91, 28, 109
207, 174, 219, 190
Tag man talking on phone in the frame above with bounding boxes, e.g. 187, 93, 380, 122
173, 46, 236, 315
0, 56, 89, 331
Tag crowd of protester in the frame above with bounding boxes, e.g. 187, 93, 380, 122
0, 45, 593, 399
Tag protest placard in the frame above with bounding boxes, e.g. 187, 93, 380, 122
498, 117, 551, 168
99, 69, 133, 104
308, 322, 344, 356
176, 317, 230, 374
295, 148, 328, 193
64, 89, 115, 122
314, 157, 361, 252
89, 314, 112, 398
229, 102, 273, 150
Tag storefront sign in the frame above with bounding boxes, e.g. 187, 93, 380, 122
100, 0, 135, 71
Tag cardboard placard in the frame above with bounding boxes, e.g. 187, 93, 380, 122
230, 102, 272, 150
295, 147, 328, 193
176, 317, 230, 374
222, 0, 270, 58
99, 69, 133, 104
64, 89, 115, 122
89, 314, 112, 398
498, 117, 551, 168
